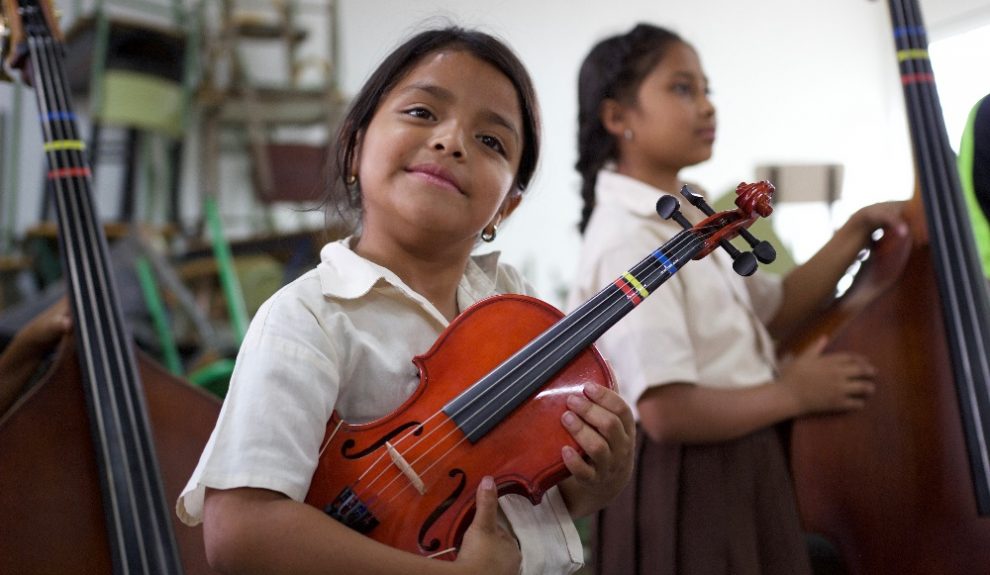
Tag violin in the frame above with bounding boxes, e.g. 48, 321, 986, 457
305, 181, 777, 558
0, 0, 219, 572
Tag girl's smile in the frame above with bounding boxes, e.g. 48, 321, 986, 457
405, 162, 465, 195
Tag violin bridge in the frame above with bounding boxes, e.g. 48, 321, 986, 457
386, 441, 426, 495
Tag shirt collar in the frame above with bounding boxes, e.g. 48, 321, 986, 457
317, 237, 503, 319
595, 169, 672, 219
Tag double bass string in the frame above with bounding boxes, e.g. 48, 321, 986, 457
890, 0, 990, 509
28, 31, 149, 566
26, 12, 180, 571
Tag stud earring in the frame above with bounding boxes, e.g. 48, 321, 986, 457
624, 129, 633, 141
346, 174, 358, 186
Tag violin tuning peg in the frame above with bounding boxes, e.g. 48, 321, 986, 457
679, 185, 715, 216
752, 240, 776, 264
732, 252, 758, 277
656, 195, 693, 229
656, 195, 679, 220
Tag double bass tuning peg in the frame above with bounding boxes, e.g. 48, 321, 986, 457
655, 186, 777, 277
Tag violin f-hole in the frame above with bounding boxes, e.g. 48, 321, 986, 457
418, 468, 466, 552
340, 421, 424, 459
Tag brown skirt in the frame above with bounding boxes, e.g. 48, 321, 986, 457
593, 426, 812, 575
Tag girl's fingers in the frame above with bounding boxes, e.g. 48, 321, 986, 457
473, 476, 498, 534
570, 385, 634, 440
561, 445, 595, 482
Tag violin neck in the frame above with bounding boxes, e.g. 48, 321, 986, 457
444, 229, 704, 442
888, 0, 990, 513
20, 0, 183, 571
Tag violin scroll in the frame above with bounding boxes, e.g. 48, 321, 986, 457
656, 180, 777, 276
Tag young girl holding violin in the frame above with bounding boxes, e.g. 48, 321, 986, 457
178, 26, 635, 575
569, 23, 903, 575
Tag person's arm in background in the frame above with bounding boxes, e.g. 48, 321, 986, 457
0, 299, 71, 416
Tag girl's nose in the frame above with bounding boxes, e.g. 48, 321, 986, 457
432, 129, 465, 158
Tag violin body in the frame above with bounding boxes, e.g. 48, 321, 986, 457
306, 294, 614, 558
0, 337, 221, 573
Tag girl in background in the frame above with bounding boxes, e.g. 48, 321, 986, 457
569, 23, 902, 575
178, 26, 635, 575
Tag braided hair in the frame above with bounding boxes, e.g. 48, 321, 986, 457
576, 24, 684, 234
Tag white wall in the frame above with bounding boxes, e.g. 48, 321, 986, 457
2, 0, 988, 305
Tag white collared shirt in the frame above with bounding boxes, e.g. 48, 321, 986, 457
177, 237, 583, 574
567, 170, 783, 420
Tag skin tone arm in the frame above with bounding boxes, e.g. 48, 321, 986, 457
767, 201, 907, 340
638, 202, 905, 444
204, 476, 520, 575
0, 300, 71, 417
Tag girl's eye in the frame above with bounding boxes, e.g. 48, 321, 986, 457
405, 107, 434, 120
479, 134, 507, 156
673, 83, 694, 96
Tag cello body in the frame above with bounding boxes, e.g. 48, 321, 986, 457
0, 340, 220, 573
788, 1, 990, 572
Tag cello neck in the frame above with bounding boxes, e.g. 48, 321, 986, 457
888, 0, 990, 514
9, 0, 184, 571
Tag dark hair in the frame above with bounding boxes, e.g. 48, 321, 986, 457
575, 24, 684, 234
327, 26, 541, 232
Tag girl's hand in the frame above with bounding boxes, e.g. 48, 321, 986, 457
846, 201, 907, 239
558, 383, 635, 518
780, 337, 877, 414
456, 476, 520, 575
18, 298, 72, 351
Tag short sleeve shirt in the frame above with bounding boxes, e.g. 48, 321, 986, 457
178, 237, 583, 574
566, 171, 783, 419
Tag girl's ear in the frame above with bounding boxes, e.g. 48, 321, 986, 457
499, 190, 524, 221
349, 131, 365, 180
600, 98, 629, 139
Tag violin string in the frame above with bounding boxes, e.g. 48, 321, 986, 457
368, 228, 715, 510
345, 229, 697, 510
351, 231, 698, 516
351, 226, 717, 513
